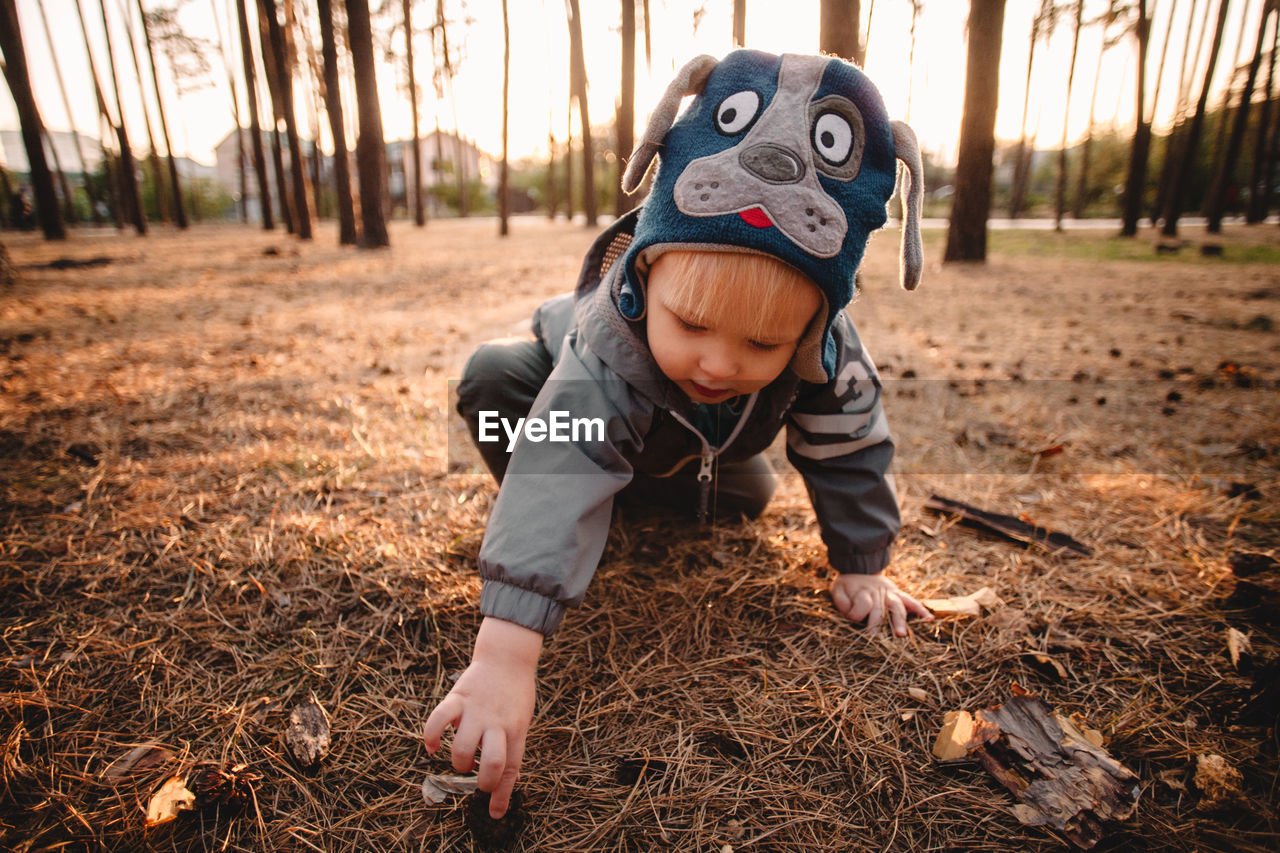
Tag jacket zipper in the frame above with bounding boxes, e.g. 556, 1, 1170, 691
667, 392, 758, 524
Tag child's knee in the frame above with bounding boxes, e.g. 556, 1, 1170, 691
456, 339, 544, 419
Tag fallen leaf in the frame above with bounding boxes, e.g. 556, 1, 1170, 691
421, 773, 479, 805
1157, 768, 1187, 791
145, 775, 195, 827
932, 709, 977, 762
284, 694, 331, 767
1227, 628, 1253, 670
907, 687, 930, 703
104, 744, 174, 780
1025, 651, 1069, 681
922, 586, 1002, 617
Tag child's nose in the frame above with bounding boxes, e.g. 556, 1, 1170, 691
698, 343, 738, 379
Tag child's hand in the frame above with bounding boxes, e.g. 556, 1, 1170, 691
423, 617, 543, 819
830, 572, 933, 637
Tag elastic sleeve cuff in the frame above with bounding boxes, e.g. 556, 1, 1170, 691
479, 580, 566, 636
831, 544, 893, 575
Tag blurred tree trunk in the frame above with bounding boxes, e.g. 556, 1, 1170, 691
1153, 0, 1207, 223
42, 128, 78, 225
260, 0, 311, 238
99, 0, 147, 234
404, 0, 425, 226
119, 0, 168, 224
820, 0, 863, 65
0, 0, 66, 239
906, 0, 922, 119
1161, 0, 1231, 237
499, 0, 510, 236
318, 0, 357, 243
1054, 0, 1084, 231
1009, 1, 1052, 219
257, 1, 295, 233
346, 0, 390, 247
567, 0, 596, 226
1121, 0, 1152, 236
945, 0, 1005, 262
733, 0, 745, 47
547, 124, 559, 219
565, 95, 574, 222
1204, 2, 1271, 232
1, 239, 14, 286
139, 0, 189, 228
434, 1, 468, 217
236, 0, 274, 228
37, 0, 100, 222
1073, 5, 1119, 220
1246, 12, 1279, 223
74, 0, 125, 227
617, 0, 636, 216
209, 0, 248, 222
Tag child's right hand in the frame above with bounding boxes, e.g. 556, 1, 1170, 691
423, 617, 543, 819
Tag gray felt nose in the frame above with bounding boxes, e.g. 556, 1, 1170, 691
739, 144, 805, 184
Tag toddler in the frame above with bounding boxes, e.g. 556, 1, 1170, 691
426, 49, 931, 819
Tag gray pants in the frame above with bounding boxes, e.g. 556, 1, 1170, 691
456, 338, 777, 520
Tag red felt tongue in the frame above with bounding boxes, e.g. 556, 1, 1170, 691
738, 207, 773, 228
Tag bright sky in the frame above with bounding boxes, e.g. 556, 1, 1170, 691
1, 0, 1263, 171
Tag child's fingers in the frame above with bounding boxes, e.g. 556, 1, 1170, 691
886, 594, 910, 636
902, 592, 935, 620
422, 695, 462, 752
476, 728, 508, 799
863, 592, 885, 633
449, 720, 483, 774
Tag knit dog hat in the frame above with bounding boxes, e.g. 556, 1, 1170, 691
619, 49, 924, 383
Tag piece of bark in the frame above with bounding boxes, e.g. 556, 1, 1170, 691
283, 694, 331, 768
923, 495, 1093, 556
939, 686, 1139, 848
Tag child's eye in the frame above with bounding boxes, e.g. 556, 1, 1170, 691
748, 339, 783, 352
677, 318, 706, 333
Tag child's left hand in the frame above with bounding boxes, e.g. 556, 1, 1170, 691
830, 572, 933, 637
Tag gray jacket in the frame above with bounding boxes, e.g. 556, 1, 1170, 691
477, 213, 900, 636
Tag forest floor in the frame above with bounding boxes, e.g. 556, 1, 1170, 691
1, 216, 1278, 851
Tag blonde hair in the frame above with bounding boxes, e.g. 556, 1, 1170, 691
647, 250, 821, 342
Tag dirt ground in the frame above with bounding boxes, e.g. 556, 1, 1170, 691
1, 217, 1277, 851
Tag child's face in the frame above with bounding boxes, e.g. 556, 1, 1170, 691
645, 258, 820, 404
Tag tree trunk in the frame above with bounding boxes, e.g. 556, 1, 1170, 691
1161, 0, 1232, 237
318, 0, 357, 243
944, 0, 1006, 263
1246, 14, 1279, 223
1054, 0, 1084, 231
36, 0, 100, 222
0, 0, 66, 239
209, 0, 248, 222
733, 0, 746, 47
1009, 2, 1047, 219
118, 0, 168, 224
1204, 2, 1270, 232
1073, 12, 1111, 221
499, 0, 510, 236
565, 95, 574, 222
98, 0, 146, 234
237, 0, 275, 228
404, 0, 425, 226
547, 124, 559, 219
820, 0, 862, 65
260, 0, 311, 238
617, 0, 636, 216
43, 127, 78, 225
567, 0, 596, 227
139, 0, 189, 228
346, 0, 390, 247
906, 0, 922, 121
257, 1, 295, 233
1122, 0, 1152, 236
1153, 0, 1207, 224
73, 0, 123, 226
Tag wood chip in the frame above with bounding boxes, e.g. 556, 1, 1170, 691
1226, 628, 1252, 670
922, 586, 1002, 617
283, 694, 331, 768
144, 775, 195, 827
103, 744, 174, 780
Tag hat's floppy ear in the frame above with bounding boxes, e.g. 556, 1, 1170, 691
622, 54, 719, 194
892, 120, 924, 291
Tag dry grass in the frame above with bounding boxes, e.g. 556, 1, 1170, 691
1, 217, 1277, 851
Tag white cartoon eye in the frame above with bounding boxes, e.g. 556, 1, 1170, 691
812, 111, 855, 166
714, 91, 761, 135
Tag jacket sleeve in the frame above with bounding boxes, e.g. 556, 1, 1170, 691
784, 315, 900, 574
476, 333, 651, 636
